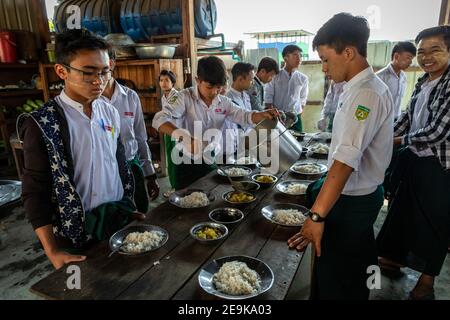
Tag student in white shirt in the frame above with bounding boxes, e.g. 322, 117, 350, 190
376, 42, 417, 121
223, 62, 255, 161
159, 70, 179, 197
317, 79, 345, 132
152, 56, 279, 190
247, 57, 279, 111
101, 50, 160, 212
18, 30, 144, 270
265, 45, 309, 132
287, 13, 394, 300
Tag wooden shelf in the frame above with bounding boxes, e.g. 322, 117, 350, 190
115, 59, 157, 67
0, 62, 39, 69
0, 89, 43, 97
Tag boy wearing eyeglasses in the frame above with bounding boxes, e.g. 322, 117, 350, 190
17, 29, 143, 270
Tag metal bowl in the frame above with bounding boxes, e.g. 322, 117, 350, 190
217, 165, 253, 179
261, 203, 309, 227
223, 191, 256, 205
276, 180, 311, 196
209, 208, 244, 224
104, 33, 135, 46
134, 44, 176, 59
169, 189, 215, 209
198, 255, 274, 300
190, 222, 229, 244
251, 174, 278, 188
109, 224, 169, 256
290, 162, 328, 177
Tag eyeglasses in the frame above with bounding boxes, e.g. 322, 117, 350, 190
62, 64, 112, 83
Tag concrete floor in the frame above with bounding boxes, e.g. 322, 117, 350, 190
0, 175, 449, 300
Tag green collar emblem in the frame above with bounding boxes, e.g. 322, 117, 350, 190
355, 105, 370, 121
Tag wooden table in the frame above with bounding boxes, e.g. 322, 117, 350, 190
30, 136, 328, 300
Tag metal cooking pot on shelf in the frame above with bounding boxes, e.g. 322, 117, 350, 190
133, 44, 177, 59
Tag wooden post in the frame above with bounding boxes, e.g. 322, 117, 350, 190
181, 0, 197, 87
440, 0, 450, 25
29, 0, 50, 50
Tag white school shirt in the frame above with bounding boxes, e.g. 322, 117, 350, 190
322, 81, 345, 116
264, 69, 309, 114
376, 64, 407, 120
408, 76, 442, 157
55, 91, 124, 212
329, 67, 394, 196
152, 86, 255, 149
100, 81, 155, 176
223, 88, 253, 155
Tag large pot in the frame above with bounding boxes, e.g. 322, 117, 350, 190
247, 118, 303, 174
134, 44, 176, 59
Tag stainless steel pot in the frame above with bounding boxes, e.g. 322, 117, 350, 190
134, 44, 176, 59
248, 118, 303, 174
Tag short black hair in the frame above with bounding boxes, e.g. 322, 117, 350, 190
257, 57, 279, 74
415, 25, 450, 49
231, 62, 255, 82
312, 12, 370, 57
55, 29, 111, 65
391, 42, 417, 59
282, 45, 302, 58
197, 56, 227, 86
159, 70, 177, 84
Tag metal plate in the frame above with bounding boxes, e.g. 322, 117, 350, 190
169, 189, 215, 209
289, 162, 328, 176
276, 180, 311, 196
0, 180, 22, 207
261, 203, 309, 227
109, 224, 169, 256
198, 255, 274, 300
217, 165, 252, 178
311, 132, 332, 143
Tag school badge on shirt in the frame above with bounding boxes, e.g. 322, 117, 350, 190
354, 105, 370, 121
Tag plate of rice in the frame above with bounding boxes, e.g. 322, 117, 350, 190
276, 180, 311, 196
217, 165, 252, 178
290, 162, 328, 176
309, 143, 330, 155
109, 224, 169, 256
261, 203, 309, 227
169, 189, 215, 209
198, 255, 274, 300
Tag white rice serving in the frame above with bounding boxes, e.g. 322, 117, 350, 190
285, 183, 308, 195
213, 261, 261, 296
273, 209, 307, 225
294, 163, 324, 174
122, 231, 164, 253
310, 143, 329, 154
224, 167, 249, 177
179, 192, 209, 208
